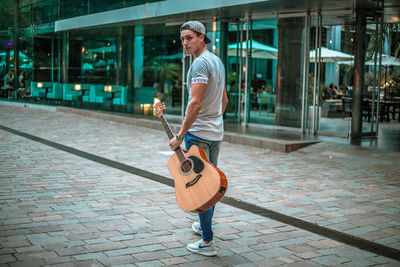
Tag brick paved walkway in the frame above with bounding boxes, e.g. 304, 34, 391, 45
1, 103, 399, 266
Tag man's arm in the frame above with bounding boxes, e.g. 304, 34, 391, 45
222, 85, 228, 114
169, 83, 206, 151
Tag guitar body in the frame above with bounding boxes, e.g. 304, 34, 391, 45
168, 145, 228, 213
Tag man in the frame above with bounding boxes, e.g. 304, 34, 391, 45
169, 20, 228, 257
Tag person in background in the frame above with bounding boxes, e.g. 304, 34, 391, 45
18, 71, 26, 98
4, 69, 14, 89
4, 69, 14, 98
340, 83, 348, 96
329, 83, 341, 99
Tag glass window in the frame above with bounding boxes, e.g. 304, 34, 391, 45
142, 23, 182, 114
82, 39, 116, 85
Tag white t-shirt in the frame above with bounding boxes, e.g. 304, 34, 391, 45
186, 50, 225, 141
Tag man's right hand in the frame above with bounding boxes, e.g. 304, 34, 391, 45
169, 136, 183, 151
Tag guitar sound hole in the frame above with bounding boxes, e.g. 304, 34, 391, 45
180, 159, 193, 174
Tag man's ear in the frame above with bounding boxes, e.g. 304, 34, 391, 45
200, 34, 205, 43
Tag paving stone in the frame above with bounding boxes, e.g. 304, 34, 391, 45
256, 247, 293, 258
132, 251, 172, 261
85, 242, 126, 253
160, 256, 189, 265
135, 260, 164, 267
54, 246, 86, 256
104, 247, 143, 257
98, 255, 136, 266
73, 252, 106, 261
0, 254, 17, 263
311, 255, 350, 265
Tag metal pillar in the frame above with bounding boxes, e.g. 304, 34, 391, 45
62, 31, 69, 83
301, 13, 310, 133
351, 9, 367, 139
13, 0, 20, 97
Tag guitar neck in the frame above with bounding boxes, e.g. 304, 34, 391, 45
159, 114, 186, 162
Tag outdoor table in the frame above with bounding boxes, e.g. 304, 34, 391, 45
366, 99, 400, 122
104, 87, 121, 110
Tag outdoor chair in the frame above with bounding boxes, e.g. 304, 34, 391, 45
62, 83, 79, 101
31, 81, 53, 100
112, 85, 128, 105
91, 84, 112, 104
47, 82, 63, 101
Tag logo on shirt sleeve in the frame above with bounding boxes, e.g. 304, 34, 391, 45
192, 77, 208, 84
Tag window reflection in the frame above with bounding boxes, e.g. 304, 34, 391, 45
82, 39, 116, 84
143, 24, 182, 114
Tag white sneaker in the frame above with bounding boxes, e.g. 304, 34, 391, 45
187, 239, 217, 256
192, 222, 201, 235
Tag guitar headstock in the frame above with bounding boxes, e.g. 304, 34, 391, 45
153, 102, 166, 117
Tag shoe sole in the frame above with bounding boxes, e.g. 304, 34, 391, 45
187, 246, 217, 257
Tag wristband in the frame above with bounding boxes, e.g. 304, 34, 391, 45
176, 135, 181, 141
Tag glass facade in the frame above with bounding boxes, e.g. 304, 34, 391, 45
1, 0, 399, 139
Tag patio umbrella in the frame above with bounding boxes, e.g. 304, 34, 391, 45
338, 55, 400, 67
83, 62, 94, 70
0, 51, 29, 60
19, 62, 33, 69
228, 40, 277, 59
88, 45, 115, 53
366, 55, 400, 66
153, 53, 183, 61
310, 47, 354, 63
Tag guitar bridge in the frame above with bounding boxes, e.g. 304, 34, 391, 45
186, 174, 202, 188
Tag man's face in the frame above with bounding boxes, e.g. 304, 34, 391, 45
180, 29, 203, 55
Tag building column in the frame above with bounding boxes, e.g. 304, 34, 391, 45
126, 26, 135, 112
134, 25, 144, 88
351, 9, 367, 139
275, 17, 305, 127
116, 27, 127, 85
220, 21, 228, 78
272, 28, 278, 89
13, 0, 20, 96
325, 26, 342, 87
62, 31, 69, 83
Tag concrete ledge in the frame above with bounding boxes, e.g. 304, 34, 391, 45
0, 100, 57, 111
56, 106, 319, 153
223, 132, 320, 152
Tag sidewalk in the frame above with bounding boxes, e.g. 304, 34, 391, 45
1, 103, 399, 266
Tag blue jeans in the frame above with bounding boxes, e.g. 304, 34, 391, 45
184, 132, 221, 242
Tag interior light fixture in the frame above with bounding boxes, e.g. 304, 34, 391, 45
74, 84, 81, 90
37, 82, 43, 88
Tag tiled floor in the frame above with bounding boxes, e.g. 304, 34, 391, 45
1, 103, 399, 266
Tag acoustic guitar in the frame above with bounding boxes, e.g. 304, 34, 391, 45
154, 102, 228, 213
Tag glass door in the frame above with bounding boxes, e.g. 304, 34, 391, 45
225, 19, 247, 124
307, 12, 356, 138
306, 10, 385, 139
